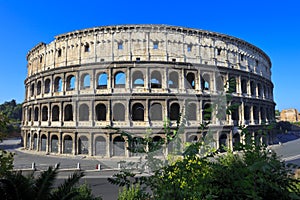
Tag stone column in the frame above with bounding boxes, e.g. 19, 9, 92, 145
106, 133, 111, 158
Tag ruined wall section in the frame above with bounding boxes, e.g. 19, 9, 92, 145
26, 25, 272, 80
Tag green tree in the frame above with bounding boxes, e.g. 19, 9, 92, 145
0, 164, 102, 200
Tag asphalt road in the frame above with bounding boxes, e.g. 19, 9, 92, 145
2, 135, 300, 200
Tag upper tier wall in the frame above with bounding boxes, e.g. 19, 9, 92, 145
26, 24, 272, 80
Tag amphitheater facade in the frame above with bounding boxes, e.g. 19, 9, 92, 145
22, 24, 276, 157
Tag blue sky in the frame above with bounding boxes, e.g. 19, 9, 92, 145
0, 0, 299, 111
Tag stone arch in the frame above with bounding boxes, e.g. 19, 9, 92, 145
253, 105, 259, 123
78, 135, 89, 154
66, 75, 76, 91
250, 81, 256, 96
28, 107, 32, 121
42, 106, 48, 121
151, 135, 163, 155
187, 102, 197, 121
131, 136, 144, 157
241, 79, 247, 94
50, 134, 59, 153
203, 103, 212, 121
64, 104, 73, 121
113, 136, 125, 156
201, 73, 210, 90
168, 71, 179, 88
151, 71, 162, 88
34, 107, 39, 121
40, 134, 47, 151
52, 105, 60, 121
95, 103, 106, 121
44, 78, 51, 94
95, 135, 106, 156
26, 132, 31, 149
30, 83, 35, 96
187, 135, 198, 143
244, 105, 250, 121
186, 72, 195, 89
37, 81, 42, 95
233, 133, 240, 149
79, 104, 89, 121
114, 71, 126, 88
219, 133, 227, 152
132, 71, 144, 87
170, 102, 180, 120
97, 72, 107, 89
132, 103, 144, 121
81, 73, 90, 89
54, 76, 62, 92
63, 135, 73, 154
150, 103, 163, 121
33, 133, 38, 150
113, 103, 125, 121
257, 83, 262, 97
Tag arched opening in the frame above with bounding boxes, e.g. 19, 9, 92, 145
44, 79, 50, 94
187, 103, 197, 121
54, 77, 62, 92
33, 133, 38, 150
95, 136, 106, 156
113, 103, 125, 121
229, 76, 237, 93
64, 104, 73, 121
261, 107, 266, 123
132, 71, 144, 87
34, 107, 39, 121
79, 104, 89, 121
30, 83, 35, 96
131, 137, 144, 157
187, 135, 198, 143
51, 135, 59, 153
257, 83, 262, 97
114, 71, 126, 88
250, 81, 256, 96
253, 106, 259, 123
150, 103, 162, 121
42, 106, 48, 121
151, 71, 162, 88
113, 136, 125, 156
81, 74, 90, 89
241, 79, 247, 94
244, 105, 250, 121
219, 134, 227, 152
233, 133, 240, 149
231, 104, 239, 125
169, 71, 178, 88
40, 134, 47, 151
132, 103, 144, 121
151, 136, 163, 155
63, 135, 73, 154
37, 81, 41, 95
95, 103, 106, 121
203, 103, 212, 121
26, 133, 30, 149
28, 108, 32, 121
186, 73, 195, 89
170, 103, 180, 120
52, 105, 59, 121
97, 73, 107, 89
66, 75, 76, 91
78, 136, 89, 154
202, 74, 210, 90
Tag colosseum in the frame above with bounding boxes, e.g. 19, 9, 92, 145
22, 24, 276, 157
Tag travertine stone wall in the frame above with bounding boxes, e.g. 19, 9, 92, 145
22, 25, 276, 157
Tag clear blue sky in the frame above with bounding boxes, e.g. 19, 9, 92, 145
0, 0, 299, 111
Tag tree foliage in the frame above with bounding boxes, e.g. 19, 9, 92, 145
0, 164, 102, 200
